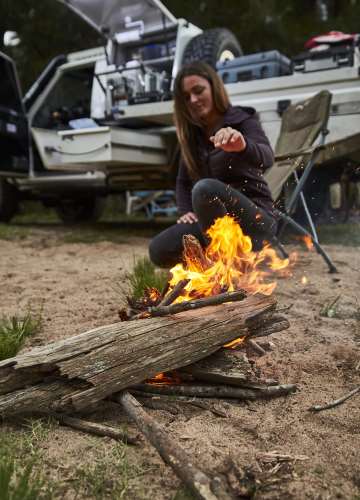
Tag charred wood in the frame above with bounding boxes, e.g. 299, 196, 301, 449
148, 289, 247, 318
132, 383, 297, 400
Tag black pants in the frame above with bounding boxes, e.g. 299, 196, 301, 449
149, 179, 277, 268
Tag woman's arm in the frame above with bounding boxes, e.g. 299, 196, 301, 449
210, 116, 274, 170
175, 158, 193, 215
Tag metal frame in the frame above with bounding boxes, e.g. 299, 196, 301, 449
273, 128, 338, 273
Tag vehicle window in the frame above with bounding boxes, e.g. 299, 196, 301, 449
32, 65, 94, 129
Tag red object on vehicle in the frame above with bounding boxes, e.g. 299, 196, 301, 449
305, 31, 357, 49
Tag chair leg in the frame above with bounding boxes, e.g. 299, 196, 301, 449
277, 212, 338, 273
270, 237, 289, 259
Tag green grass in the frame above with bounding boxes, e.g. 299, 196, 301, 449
127, 256, 169, 300
74, 443, 144, 499
0, 310, 42, 361
0, 420, 54, 500
0, 454, 51, 500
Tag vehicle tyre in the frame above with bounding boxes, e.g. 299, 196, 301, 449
55, 196, 104, 224
182, 28, 243, 68
0, 179, 19, 223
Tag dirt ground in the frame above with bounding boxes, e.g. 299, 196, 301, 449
0, 224, 359, 499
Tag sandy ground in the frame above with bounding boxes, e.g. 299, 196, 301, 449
0, 226, 359, 499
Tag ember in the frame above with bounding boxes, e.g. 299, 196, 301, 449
147, 371, 182, 385
296, 234, 314, 251
168, 215, 292, 302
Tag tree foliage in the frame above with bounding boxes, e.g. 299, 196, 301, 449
1, 0, 360, 92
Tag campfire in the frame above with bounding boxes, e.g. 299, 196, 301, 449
123, 214, 295, 322
0, 215, 297, 500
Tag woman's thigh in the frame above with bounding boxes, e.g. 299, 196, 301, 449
149, 222, 206, 268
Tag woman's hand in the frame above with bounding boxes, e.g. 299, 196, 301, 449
210, 127, 247, 152
177, 211, 198, 224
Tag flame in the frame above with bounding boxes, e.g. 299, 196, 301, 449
168, 215, 293, 302
223, 336, 245, 349
301, 275, 308, 285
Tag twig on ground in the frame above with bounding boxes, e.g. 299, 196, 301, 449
46, 412, 139, 444
309, 386, 360, 412
114, 391, 232, 500
138, 398, 180, 415
247, 339, 267, 356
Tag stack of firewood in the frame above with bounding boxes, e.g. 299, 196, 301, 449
0, 234, 299, 498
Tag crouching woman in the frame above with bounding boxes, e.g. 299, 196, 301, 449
149, 61, 277, 268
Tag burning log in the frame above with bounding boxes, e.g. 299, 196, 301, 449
115, 391, 232, 500
158, 279, 190, 306
183, 234, 212, 272
147, 289, 247, 318
131, 383, 297, 400
0, 294, 278, 417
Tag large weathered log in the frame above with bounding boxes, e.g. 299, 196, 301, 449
0, 294, 276, 416
115, 391, 232, 500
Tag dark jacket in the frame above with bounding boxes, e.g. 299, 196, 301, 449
176, 105, 275, 215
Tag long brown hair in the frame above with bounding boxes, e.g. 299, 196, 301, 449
173, 61, 230, 180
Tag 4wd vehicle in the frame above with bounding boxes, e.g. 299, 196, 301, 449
1, 0, 360, 223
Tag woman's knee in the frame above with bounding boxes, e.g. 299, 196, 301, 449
192, 178, 224, 206
149, 234, 168, 267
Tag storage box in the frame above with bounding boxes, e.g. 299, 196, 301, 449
292, 45, 354, 73
216, 50, 292, 83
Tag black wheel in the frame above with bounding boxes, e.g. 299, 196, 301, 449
0, 179, 19, 223
55, 196, 104, 224
182, 28, 243, 68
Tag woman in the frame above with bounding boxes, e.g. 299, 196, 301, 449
149, 61, 277, 267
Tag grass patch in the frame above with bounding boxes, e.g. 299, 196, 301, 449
320, 295, 341, 318
0, 420, 54, 499
0, 454, 51, 500
74, 443, 144, 499
127, 256, 168, 300
0, 224, 32, 241
0, 309, 42, 361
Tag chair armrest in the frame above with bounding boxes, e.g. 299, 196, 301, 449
275, 144, 325, 162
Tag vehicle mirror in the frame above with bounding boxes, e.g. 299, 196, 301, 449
3, 31, 21, 47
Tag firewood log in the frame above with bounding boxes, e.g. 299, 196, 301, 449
0, 295, 278, 416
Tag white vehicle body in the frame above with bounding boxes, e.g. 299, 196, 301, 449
2, 0, 359, 223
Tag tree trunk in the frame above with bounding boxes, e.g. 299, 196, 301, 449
0, 294, 276, 416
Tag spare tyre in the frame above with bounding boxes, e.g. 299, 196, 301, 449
0, 179, 19, 223
182, 28, 243, 68
55, 196, 104, 224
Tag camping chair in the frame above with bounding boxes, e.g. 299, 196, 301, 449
126, 190, 177, 218
264, 90, 338, 273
